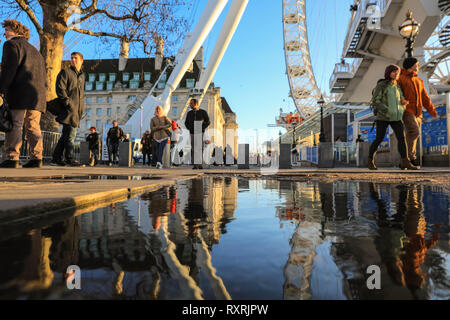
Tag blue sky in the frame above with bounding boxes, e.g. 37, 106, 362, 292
1, 0, 352, 143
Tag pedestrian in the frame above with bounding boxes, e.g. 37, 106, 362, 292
141, 130, 152, 166
356, 135, 364, 143
106, 120, 125, 165
170, 120, 183, 166
51, 52, 85, 166
86, 126, 100, 166
0, 20, 46, 168
367, 64, 417, 170
184, 98, 210, 169
150, 105, 172, 169
397, 57, 438, 167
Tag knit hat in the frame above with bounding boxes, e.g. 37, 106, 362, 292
403, 57, 418, 70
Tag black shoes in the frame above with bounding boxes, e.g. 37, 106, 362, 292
367, 158, 377, 170
50, 160, 67, 166
410, 158, 420, 167
22, 159, 42, 168
0, 160, 19, 168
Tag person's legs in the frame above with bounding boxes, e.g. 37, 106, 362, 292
402, 113, 421, 162
4, 109, 25, 160
23, 110, 43, 160
63, 125, 77, 163
390, 121, 408, 159
157, 139, 168, 164
368, 121, 389, 160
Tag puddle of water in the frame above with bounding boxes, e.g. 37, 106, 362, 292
0, 177, 448, 300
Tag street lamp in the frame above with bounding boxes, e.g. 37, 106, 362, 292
318, 95, 326, 143
399, 10, 420, 58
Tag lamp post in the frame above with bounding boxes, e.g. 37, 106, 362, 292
399, 10, 420, 58
318, 95, 326, 143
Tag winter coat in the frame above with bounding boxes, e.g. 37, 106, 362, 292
372, 80, 406, 122
150, 115, 172, 141
397, 69, 437, 118
141, 133, 153, 152
107, 126, 125, 145
55, 66, 85, 128
185, 108, 210, 134
0, 36, 46, 112
86, 132, 100, 150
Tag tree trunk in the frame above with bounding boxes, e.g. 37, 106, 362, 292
38, 3, 69, 132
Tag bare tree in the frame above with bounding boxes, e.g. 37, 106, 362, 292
0, 0, 189, 130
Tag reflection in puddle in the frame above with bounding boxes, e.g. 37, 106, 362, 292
0, 178, 448, 300
0, 175, 163, 183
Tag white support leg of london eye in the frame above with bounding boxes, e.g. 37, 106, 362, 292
127, 0, 229, 139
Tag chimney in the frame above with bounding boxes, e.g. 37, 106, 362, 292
155, 37, 164, 71
194, 46, 203, 70
119, 38, 129, 71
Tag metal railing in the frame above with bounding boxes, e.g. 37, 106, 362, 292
329, 58, 363, 90
18, 131, 72, 161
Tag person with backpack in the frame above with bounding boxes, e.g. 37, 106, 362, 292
368, 64, 417, 170
85, 126, 100, 166
106, 120, 125, 165
150, 105, 172, 169
141, 130, 152, 166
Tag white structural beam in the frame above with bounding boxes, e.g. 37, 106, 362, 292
127, 0, 229, 139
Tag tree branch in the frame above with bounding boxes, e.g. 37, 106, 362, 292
15, 0, 43, 35
72, 27, 126, 39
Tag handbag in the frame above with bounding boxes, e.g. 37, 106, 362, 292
0, 97, 13, 133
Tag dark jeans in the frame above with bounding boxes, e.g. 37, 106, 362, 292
89, 148, 99, 165
155, 139, 168, 164
369, 120, 407, 159
142, 151, 151, 165
108, 142, 119, 163
53, 124, 77, 162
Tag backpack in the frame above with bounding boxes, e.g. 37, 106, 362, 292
370, 79, 389, 116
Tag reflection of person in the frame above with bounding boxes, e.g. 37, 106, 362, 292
356, 135, 364, 143
0, 20, 46, 168
371, 184, 439, 296
398, 57, 438, 167
107, 120, 125, 165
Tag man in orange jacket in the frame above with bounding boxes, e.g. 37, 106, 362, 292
397, 57, 438, 167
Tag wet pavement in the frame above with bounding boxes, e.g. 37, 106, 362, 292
0, 177, 448, 300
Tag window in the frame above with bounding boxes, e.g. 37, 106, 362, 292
186, 79, 195, 88
96, 120, 101, 129
85, 82, 93, 91
107, 108, 112, 116
116, 107, 121, 114
172, 107, 178, 115
89, 74, 96, 82
96, 97, 103, 103
99, 73, 106, 82
86, 108, 91, 116
86, 120, 91, 129
106, 81, 114, 90
96, 81, 104, 91
127, 95, 137, 102
130, 80, 139, 89
122, 73, 129, 81
157, 81, 165, 89
172, 96, 178, 102
96, 108, 102, 116
144, 72, 151, 81
133, 72, 140, 80
107, 96, 112, 103
109, 73, 116, 82
160, 73, 167, 81
86, 97, 92, 104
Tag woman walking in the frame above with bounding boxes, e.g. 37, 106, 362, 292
368, 65, 418, 170
150, 105, 172, 169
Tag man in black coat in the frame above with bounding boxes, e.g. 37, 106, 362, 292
86, 126, 100, 166
0, 20, 46, 168
106, 120, 125, 165
51, 52, 85, 166
184, 98, 210, 169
